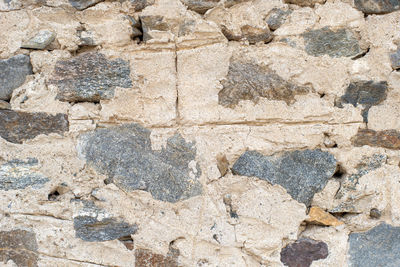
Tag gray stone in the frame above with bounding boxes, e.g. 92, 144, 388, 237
231, 149, 337, 206
336, 80, 387, 122
21, 30, 56, 50
0, 158, 49, 191
348, 223, 400, 267
128, 0, 150, 11
369, 208, 381, 218
280, 238, 328, 267
78, 123, 202, 203
302, 27, 363, 58
74, 202, 137, 242
51, 52, 132, 102
266, 8, 292, 31
354, 0, 400, 14
284, 0, 325, 7
218, 60, 310, 108
0, 55, 33, 101
390, 47, 400, 70
140, 15, 169, 42
180, 0, 220, 14
0, 110, 69, 144
68, 0, 104, 10
0, 229, 38, 267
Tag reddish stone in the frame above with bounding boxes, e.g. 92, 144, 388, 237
0, 230, 38, 267
135, 249, 178, 267
352, 128, 400, 150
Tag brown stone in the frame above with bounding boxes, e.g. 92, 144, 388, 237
351, 128, 400, 150
280, 238, 328, 267
306, 206, 343, 226
0, 100, 10, 110
135, 249, 178, 267
0, 110, 69, 144
0, 229, 38, 267
216, 154, 229, 177
284, 0, 326, 7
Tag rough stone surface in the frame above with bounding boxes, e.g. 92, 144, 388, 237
51, 52, 132, 102
0, 100, 10, 110
78, 123, 202, 203
266, 8, 292, 31
280, 238, 328, 267
69, 0, 104, 10
180, 0, 219, 14
218, 60, 311, 108
349, 223, 400, 267
0, 55, 33, 101
0, 110, 69, 144
307, 206, 343, 226
390, 47, 400, 70
354, 0, 400, 14
0, 230, 38, 267
135, 249, 178, 267
232, 149, 337, 206
140, 15, 170, 42
337, 80, 387, 122
302, 27, 363, 58
352, 128, 400, 149
21, 30, 56, 50
284, 0, 325, 7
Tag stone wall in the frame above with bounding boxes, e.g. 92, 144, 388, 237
1, 0, 400, 266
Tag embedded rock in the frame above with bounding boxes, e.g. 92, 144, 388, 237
221, 25, 272, 44
218, 60, 310, 108
135, 249, 178, 267
280, 238, 328, 267
68, 0, 104, 10
140, 16, 169, 42
0, 110, 69, 144
390, 47, 400, 70
0, 100, 10, 110
307, 206, 343, 226
21, 30, 56, 50
354, 0, 400, 14
351, 128, 400, 149
78, 123, 202, 203
231, 149, 337, 206
51, 52, 132, 102
0, 230, 38, 267
284, 0, 325, 7
266, 8, 292, 31
0, 55, 33, 101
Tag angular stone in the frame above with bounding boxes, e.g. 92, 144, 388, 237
0, 100, 10, 110
68, 0, 104, 10
349, 223, 400, 267
0, 55, 33, 101
51, 52, 132, 102
231, 149, 337, 206
266, 8, 292, 31
0, 158, 49, 191
218, 60, 310, 108
280, 238, 328, 267
216, 154, 229, 177
78, 123, 202, 203
354, 0, 400, 14
336, 80, 387, 122
180, 0, 220, 14
306, 206, 343, 226
74, 202, 137, 242
129, 0, 151, 11
351, 128, 400, 150
390, 47, 400, 70
135, 249, 178, 267
221, 25, 272, 44
284, 0, 325, 7
21, 30, 56, 50
302, 27, 363, 58
140, 16, 169, 42
0, 110, 69, 144
0, 229, 38, 267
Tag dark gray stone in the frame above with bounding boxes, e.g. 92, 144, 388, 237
180, 0, 219, 14
354, 0, 400, 14
336, 80, 387, 122
302, 27, 363, 58
349, 223, 400, 267
0, 229, 38, 267
370, 208, 381, 218
140, 16, 169, 42
0, 110, 69, 144
280, 238, 328, 267
0, 158, 49, 191
266, 8, 292, 31
231, 150, 337, 206
68, 0, 104, 10
390, 47, 400, 70
51, 52, 132, 102
78, 123, 202, 203
0, 55, 33, 101
218, 60, 310, 108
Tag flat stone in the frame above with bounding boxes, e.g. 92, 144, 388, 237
306, 206, 343, 226
21, 30, 56, 50
0, 229, 38, 267
78, 123, 202, 203
302, 27, 363, 58
280, 238, 328, 267
336, 80, 387, 122
135, 249, 178, 267
0, 110, 69, 144
218, 60, 310, 108
0, 55, 33, 101
348, 223, 400, 267
231, 149, 337, 206
0, 100, 10, 110
390, 47, 400, 70
284, 0, 325, 6
140, 16, 170, 42
216, 154, 229, 177
266, 8, 292, 31
51, 52, 132, 102
0, 158, 49, 191
351, 128, 400, 150
221, 25, 272, 44
354, 0, 400, 14
74, 202, 137, 242
68, 0, 104, 10
180, 0, 220, 14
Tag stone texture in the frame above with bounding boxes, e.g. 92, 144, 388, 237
51, 52, 132, 102
354, 0, 400, 14
0, 229, 38, 267
140, 15, 170, 42
352, 128, 400, 149
0, 100, 10, 110
218, 60, 310, 108
390, 47, 400, 70
135, 249, 178, 267
232, 149, 337, 206
348, 223, 400, 267
180, 0, 219, 14
306, 206, 343, 226
69, 0, 104, 10
266, 8, 292, 31
0, 158, 49, 191
280, 238, 328, 267
0, 55, 33, 101
336, 80, 387, 123
21, 30, 56, 50
0, 110, 69, 144
284, 0, 325, 7
221, 25, 272, 44
78, 123, 202, 203
302, 27, 363, 58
